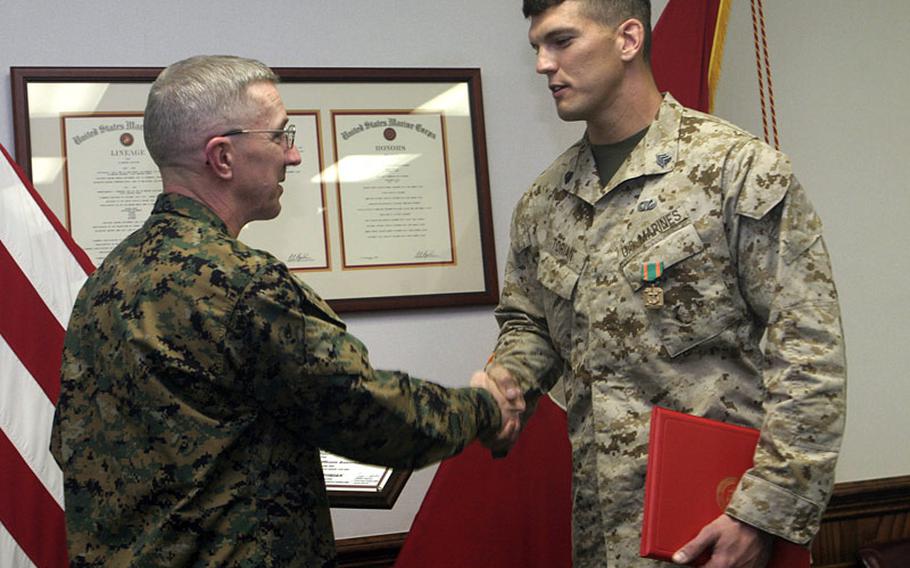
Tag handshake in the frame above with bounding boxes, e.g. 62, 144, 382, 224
470, 364, 526, 457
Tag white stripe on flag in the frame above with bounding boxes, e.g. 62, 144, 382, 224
0, 335, 64, 507
653, 0, 669, 25
0, 522, 37, 568
0, 156, 87, 328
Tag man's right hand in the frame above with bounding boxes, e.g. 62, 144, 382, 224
470, 366, 525, 455
672, 514, 773, 567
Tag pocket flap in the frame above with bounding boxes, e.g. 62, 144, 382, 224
537, 250, 580, 300
621, 224, 705, 292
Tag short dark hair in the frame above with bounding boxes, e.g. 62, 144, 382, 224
522, 0, 652, 60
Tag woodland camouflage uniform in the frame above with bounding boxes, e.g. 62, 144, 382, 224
52, 193, 501, 567
493, 94, 846, 567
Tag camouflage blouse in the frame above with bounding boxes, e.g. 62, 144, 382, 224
493, 95, 846, 567
52, 193, 500, 567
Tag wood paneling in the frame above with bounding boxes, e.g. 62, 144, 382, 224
336, 532, 407, 568
334, 476, 910, 568
811, 475, 910, 567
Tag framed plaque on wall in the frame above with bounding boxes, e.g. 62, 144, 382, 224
11, 66, 498, 315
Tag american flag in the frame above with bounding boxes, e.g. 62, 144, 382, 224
0, 142, 93, 567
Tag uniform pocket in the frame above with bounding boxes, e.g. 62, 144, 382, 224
536, 250, 581, 354
538, 250, 580, 300
621, 224, 739, 357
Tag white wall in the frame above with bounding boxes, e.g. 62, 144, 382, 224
712, 0, 910, 482
1, 0, 906, 540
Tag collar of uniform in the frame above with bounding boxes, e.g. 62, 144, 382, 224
560, 93, 683, 205
621, 93, 683, 181
152, 192, 231, 235
557, 137, 600, 205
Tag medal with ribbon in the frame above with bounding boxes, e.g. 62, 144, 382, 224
642, 261, 664, 310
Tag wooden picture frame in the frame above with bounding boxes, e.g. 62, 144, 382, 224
11, 66, 498, 314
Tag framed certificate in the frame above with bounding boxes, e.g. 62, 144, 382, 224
11, 66, 498, 313
11, 66, 499, 509
319, 451, 410, 509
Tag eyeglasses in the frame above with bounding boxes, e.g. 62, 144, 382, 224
221, 124, 296, 150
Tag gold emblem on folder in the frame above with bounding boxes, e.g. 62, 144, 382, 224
715, 476, 740, 510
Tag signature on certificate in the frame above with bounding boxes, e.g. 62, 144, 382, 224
288, 252, 314, 263
414, 249, 440, 260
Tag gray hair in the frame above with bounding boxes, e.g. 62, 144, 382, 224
143, 55, 279, 167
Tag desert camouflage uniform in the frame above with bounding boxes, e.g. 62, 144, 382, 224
51, 193, 501, 567
493, 95, 846, 567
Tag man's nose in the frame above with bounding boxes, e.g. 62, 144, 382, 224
286, 145, 302, 166
536, 49, 556, 75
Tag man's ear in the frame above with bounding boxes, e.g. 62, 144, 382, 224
204, 136, 234, 180
616, 18, 646, 62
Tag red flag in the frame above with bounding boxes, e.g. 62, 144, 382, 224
395, 396, 573, 567
395, 2, 730, 565
0, 142, 94, 567
652, 0, 731, 113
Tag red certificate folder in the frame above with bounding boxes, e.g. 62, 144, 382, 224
640, 406, 810, 567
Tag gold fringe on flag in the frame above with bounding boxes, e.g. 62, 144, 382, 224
708, 0, 732, 113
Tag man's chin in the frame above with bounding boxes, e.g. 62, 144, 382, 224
555, 105, 586, 123
262, 201, 282, 221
